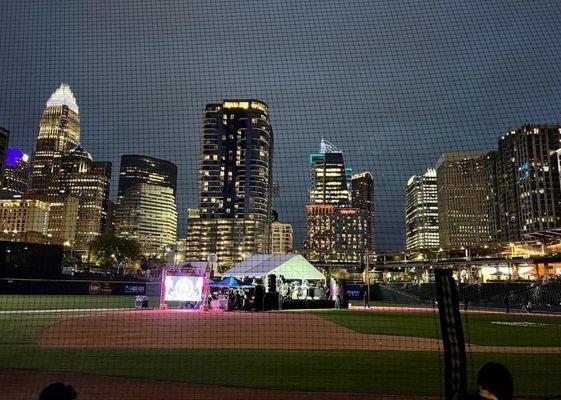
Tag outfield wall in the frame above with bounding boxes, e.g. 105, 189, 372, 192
0, 278, 157, 296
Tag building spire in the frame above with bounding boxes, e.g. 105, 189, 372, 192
320, 137, 340, 154
46, 83, 79, 113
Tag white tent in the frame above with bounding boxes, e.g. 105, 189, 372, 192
223, 254, 325, 281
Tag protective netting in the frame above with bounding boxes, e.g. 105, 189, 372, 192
1, 1, 561, 399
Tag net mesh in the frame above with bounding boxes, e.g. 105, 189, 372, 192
1, 1, 561, 399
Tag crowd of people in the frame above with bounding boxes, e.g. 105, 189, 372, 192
206, 288, 251, 311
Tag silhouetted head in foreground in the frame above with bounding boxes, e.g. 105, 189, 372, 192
37, 382, 77, 400
477, 362, 513, 400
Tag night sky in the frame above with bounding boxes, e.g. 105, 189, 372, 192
1, 0, 561, 250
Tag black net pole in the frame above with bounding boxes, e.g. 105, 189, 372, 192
435, 268, 467, 399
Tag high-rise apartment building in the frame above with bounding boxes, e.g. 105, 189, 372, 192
115, 183, 177, 256
0, 148, 29, 198
29, 84, 80, 194
351, 172, 375, 251
186, 100, 274, 267
185, 216, 265, 268
436, 151, 492, 249
270, 221, 293, 254
515, 125, 561, 234
405, 169, 439, 251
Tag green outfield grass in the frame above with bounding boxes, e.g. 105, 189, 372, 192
0, 301, 560, 396
313, 310, 561, 347
0, 295, 160, 311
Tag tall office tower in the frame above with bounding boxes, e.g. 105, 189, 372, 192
309, 138, 350, 206
405, 169, 439, 251
186, 100, 273, 267
351, 172, 375, 251
270, 221, 293, 254
496, 130, 520, 242
306, 139, 368, 264
51, 145, 111, 252
114, 183, 177, 256
436, 151, 492, 249
0, 127, 9, 183
115, 154, 178, 255
515, 125, 561, 234
29, 84, 80, 194
118, 154, 178, 197
0, 148, 29, 198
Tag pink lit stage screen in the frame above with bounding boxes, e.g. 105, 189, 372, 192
164, 276, 204, 302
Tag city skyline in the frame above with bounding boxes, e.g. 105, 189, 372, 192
2, 1, 561, 249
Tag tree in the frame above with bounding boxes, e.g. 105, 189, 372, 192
140, 256, 165, 271
62, 251, 80, 270
89, 234, 141, 269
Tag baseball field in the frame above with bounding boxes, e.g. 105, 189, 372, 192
1, 295, 560, 399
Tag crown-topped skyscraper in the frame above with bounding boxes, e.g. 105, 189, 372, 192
29, 83, 81, 194
26, 84, 111, 253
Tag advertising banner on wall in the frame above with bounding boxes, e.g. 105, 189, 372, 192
345, 284, 364, 301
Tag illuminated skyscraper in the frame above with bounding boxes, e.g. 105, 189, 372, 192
496, 130, 520, 242
186, 100, 274, 267
1, 148, 29, 198
309, 138, 350, 206
515, 125, 561, 235
198, 100, 273, 223
306, 204, 368, 263
437, 151, 492, 249
115, 155, 178, 256
51, 145, 111, 252
29, 84, 80, 194
405, 169, 439, 251
115, 183, 177, 256
306, 140, 368, 264
118, 154, 177, 197
352, 172, 375, 251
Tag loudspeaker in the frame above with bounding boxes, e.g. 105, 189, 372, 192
254, 285, 265, 311
264, 292, 280, 311
267, 274, 277, 293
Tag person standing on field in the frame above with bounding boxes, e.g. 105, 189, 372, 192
363, 289, 371, 309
